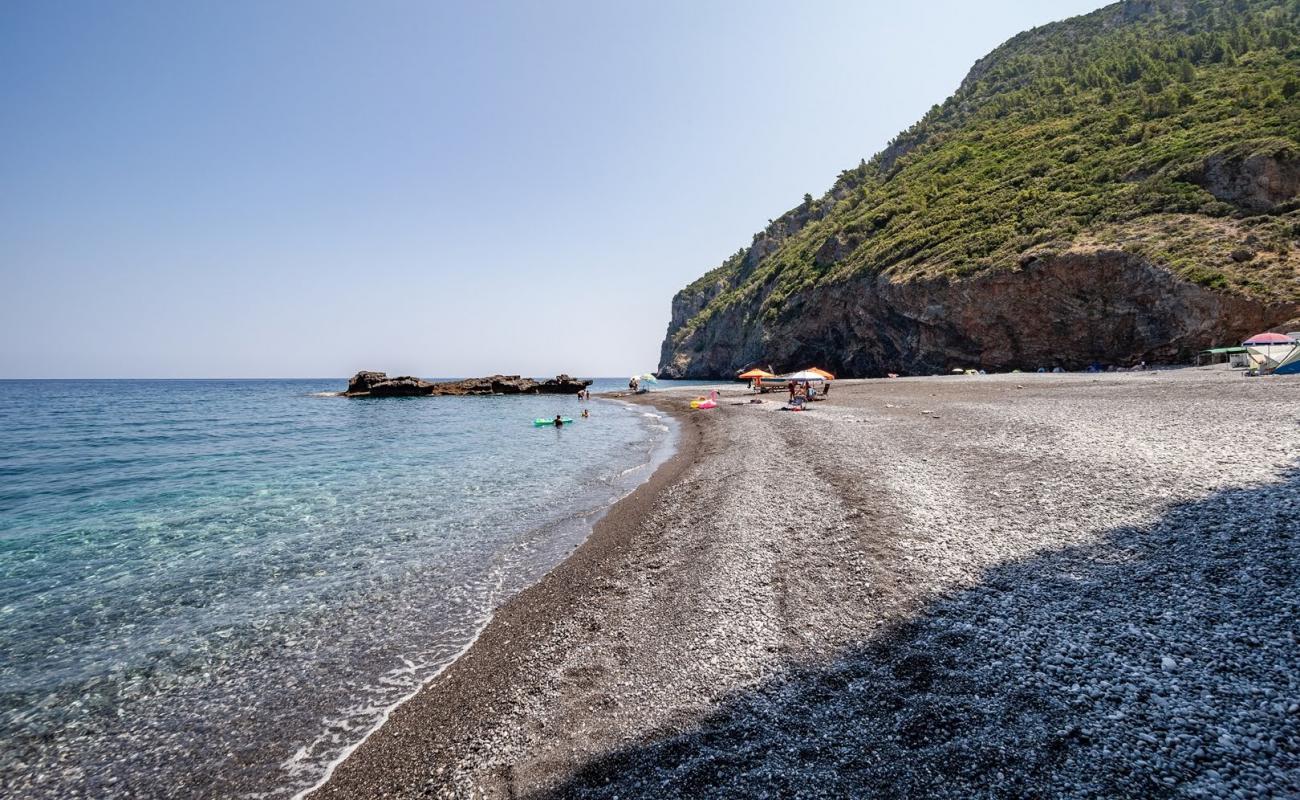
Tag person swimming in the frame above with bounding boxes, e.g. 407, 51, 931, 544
581, 408, 589, 418
553, 414, 564, 427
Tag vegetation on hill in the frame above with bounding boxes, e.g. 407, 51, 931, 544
670, 0, 1300, 349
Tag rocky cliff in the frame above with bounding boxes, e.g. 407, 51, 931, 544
662, 246, 1296, 376
660, 0, 1300, 377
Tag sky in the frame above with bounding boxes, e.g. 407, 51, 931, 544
0, 0, 1106, 378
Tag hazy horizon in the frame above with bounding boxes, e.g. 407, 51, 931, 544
2, 0, 1105, 379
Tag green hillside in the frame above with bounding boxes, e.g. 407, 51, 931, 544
668, 0, 1300, 353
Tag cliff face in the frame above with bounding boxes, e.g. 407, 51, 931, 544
659, 0, 1300, 377
660, 249, 1296, 377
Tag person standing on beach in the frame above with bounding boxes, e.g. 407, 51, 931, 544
788, 380, 796, 402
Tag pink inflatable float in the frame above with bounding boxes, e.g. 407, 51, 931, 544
690, 390, 718, 410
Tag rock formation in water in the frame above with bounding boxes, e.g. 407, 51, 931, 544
343, 372, 592, 397
659, 0, 1300, 377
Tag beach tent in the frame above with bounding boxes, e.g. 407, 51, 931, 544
1275, 343, 1300, 375
1243, 332, 1298, 370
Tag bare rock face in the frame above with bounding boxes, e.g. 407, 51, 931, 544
1189, 144, 1300, 212
343, 372, 591, 397
535, 374, 593, 394
346, 371, 389, 394
658, 251, 1299, 377
426, 374, 592, 395
368, 377, 436, 397
342, 373, 435, 396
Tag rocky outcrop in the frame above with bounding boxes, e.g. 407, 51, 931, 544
346, 371, 390, 395
659, 251, 1299, 377
1188, 143, 1300, 213
428, 374, 592, 396
367, 376, 437, 397
343, 372, 591, 397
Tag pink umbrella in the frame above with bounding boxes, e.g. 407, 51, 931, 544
1243, 332, 1297, 345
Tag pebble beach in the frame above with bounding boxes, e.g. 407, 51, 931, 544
311, 369, 1300, 799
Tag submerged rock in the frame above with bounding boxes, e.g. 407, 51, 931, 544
343, 372, 591, 397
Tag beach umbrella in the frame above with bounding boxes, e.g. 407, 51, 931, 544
806, 367, 835, 380
738, 368, 775, 390
1243, 332, 1297, 345
639, 373, 658, 383
782, 370, 827, 382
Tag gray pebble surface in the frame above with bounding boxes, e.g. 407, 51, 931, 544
314, 369, 1300, 799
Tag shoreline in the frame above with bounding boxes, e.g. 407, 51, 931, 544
304, 393, 700, 799
308, 372, 1300, 798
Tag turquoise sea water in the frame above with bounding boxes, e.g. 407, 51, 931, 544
0, 378, 700, 798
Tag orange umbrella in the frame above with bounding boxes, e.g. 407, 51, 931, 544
737, 368, 775, 379
806, 367, 835, 380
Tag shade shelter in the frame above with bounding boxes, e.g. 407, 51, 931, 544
1243, 332, 1298, 371
782, 370, 828, 382
737, 368, 775, 390
1196, 346, 1248, 367
806, 367, 836, 380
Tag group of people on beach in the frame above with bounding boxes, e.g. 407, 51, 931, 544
786, 379, 824, 404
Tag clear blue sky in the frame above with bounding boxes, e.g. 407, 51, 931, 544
1, 0, 1105, 378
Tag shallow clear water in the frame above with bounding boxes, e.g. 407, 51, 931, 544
0, 378, 689, 798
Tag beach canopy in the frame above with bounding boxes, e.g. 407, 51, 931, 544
782, 370, 828, 382
737, 368, 775, 379
630, 373, 658, 383
1276, 344, 1300, 375
1243, 332, 1297, 345
1201, 346, 1248, 355
805, 367, 836, 380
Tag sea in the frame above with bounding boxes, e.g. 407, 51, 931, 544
0, 377, 710, 798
